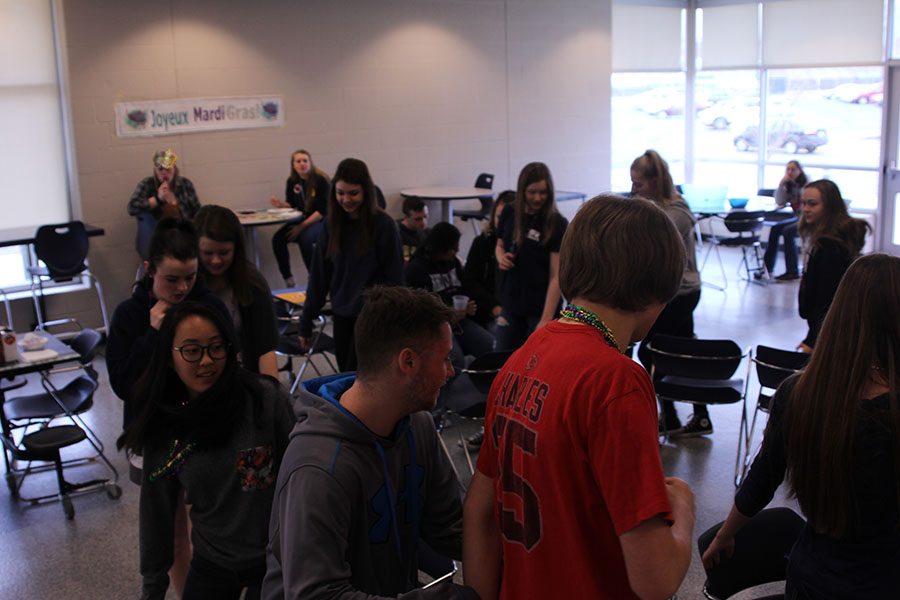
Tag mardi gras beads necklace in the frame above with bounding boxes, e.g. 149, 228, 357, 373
559, 303, 621, 353
147, 438, 196, 482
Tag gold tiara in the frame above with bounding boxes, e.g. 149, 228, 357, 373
153, 149, 177, 169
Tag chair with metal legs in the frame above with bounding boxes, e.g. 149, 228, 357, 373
275, 302, 338, 396
716, 211, 769, 284
735, 345, 808, 486
28, 221, 110, 333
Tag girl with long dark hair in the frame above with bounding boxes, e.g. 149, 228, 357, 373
194, 205, 279, 378
298, 158, 403, 371
270, 149, 331, 286
796, 179, 869, 351
703, 254, 900, 597
119, 302, 292, 600
494, 162, 568, 350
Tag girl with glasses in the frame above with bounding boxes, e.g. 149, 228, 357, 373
119, 301, 293, 600
106, 218, 231, 597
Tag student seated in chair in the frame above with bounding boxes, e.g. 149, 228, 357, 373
464, 194, 696, 600
397, 195, 429, 263
262, 285, 478, 599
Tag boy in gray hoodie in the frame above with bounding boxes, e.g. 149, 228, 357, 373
262, 286, 477, 599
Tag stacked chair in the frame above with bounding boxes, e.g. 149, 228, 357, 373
1, 328, 120, 519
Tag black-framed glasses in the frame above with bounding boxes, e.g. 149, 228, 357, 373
173, 341, 229, 363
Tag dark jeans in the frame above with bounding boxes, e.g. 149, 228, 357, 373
332, 313, 358, 372
496, 311, 542, 352
183, 554, 264, 600
438, 318, 496, 409
763, 216, 799, 275
638, 289, 708, 422
271, 219, 324, 280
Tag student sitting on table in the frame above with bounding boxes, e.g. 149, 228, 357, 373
270, 149, 331, 288
194, 205, 280, 379
762, 160, 808, 281
397, 195, 429, 263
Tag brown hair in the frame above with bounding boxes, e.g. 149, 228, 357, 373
798, 179, 869, 257
783, 253, 900, 537
630, 149, 677, 205
193, 205, 264, 306
326, 158, 381, 257
514, 162, 558, 247
288, 149, 330, 214
354, 285, 456, 379
484, 190, 514, 236
559, 194, 684, 311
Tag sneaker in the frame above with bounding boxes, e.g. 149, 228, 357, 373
670, 415, 713, 438
658, 417, 682, 435
284, 277, 296, 288
460, 427, 484, 450
774, 272, 800, 282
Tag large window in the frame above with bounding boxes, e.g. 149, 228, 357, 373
612, 0, 885, 212
0, 0, 71, 291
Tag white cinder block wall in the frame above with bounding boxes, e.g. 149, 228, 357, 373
13, 0, 611, 328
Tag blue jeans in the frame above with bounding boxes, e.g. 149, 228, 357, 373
763, 217, 799, 275
182, 554, 263, 600
271, 219, 324, 280
439, 318, 496, 409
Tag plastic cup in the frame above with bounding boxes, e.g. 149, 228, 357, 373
452, 295, 469, 311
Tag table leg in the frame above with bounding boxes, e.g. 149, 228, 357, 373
442, 201, 453, 224
245, 227, 261, 269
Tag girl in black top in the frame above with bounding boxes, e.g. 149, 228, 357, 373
299, 158, 404, 371
194, 205, 280, 378
703, 254, 900, 598
119, 302, 292, 600
270, 149, 331, 287
495, 162, 568, 350
463, 190, 513, 329
796, 180, 869, 351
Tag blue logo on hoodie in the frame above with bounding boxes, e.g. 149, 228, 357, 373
369, 462, 425, 548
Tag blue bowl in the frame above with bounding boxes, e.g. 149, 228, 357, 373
728, 197, 749, 209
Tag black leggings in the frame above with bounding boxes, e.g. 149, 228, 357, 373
332, 313, 358, 372
638, 289, 707, 420
182, 554, 264, 600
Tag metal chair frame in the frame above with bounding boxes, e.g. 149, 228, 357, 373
735, 345, 808, 486
454, 173, 495, 236
275, 306, 337, 396
715, 211, 769, 285
647, 335, 748, 484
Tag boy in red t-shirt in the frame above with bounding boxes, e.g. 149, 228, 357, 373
463, 194, 696, 600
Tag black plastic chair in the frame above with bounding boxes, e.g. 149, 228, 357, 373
717, 211, 768, 283
28, 221, 110, 333
698, 507, 805, 600
454, 173, 495, 235
1, 329, 121, 518
736, 345, 808, 486
647, 335, 747, 478
274, 302, 337, 396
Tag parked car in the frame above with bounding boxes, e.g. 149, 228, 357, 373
698, 99, 756, 130
733, 120, 828, 154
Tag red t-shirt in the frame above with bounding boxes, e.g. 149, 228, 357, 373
475, 320, 672, 600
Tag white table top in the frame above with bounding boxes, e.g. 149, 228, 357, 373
234, 207, 303, 227
400, 187, 494, 200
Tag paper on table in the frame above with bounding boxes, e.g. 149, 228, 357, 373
20, 348, 59, 362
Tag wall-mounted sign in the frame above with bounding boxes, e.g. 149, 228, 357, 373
114, 95, 284, 138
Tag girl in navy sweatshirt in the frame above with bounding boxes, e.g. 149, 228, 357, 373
299, 158, 404, 371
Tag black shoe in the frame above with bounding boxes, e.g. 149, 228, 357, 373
658, 417, 682, 435
459, 427, 484, 450
670, 415, 713, 438
774, 272, 800, 282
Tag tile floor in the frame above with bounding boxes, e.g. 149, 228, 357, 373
0, 246, 806, 599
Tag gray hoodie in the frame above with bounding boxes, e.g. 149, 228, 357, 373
665, 197, 701, 295
262, 373, 473, 600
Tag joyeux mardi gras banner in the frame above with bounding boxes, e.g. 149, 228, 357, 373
114, 95, 284, 138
